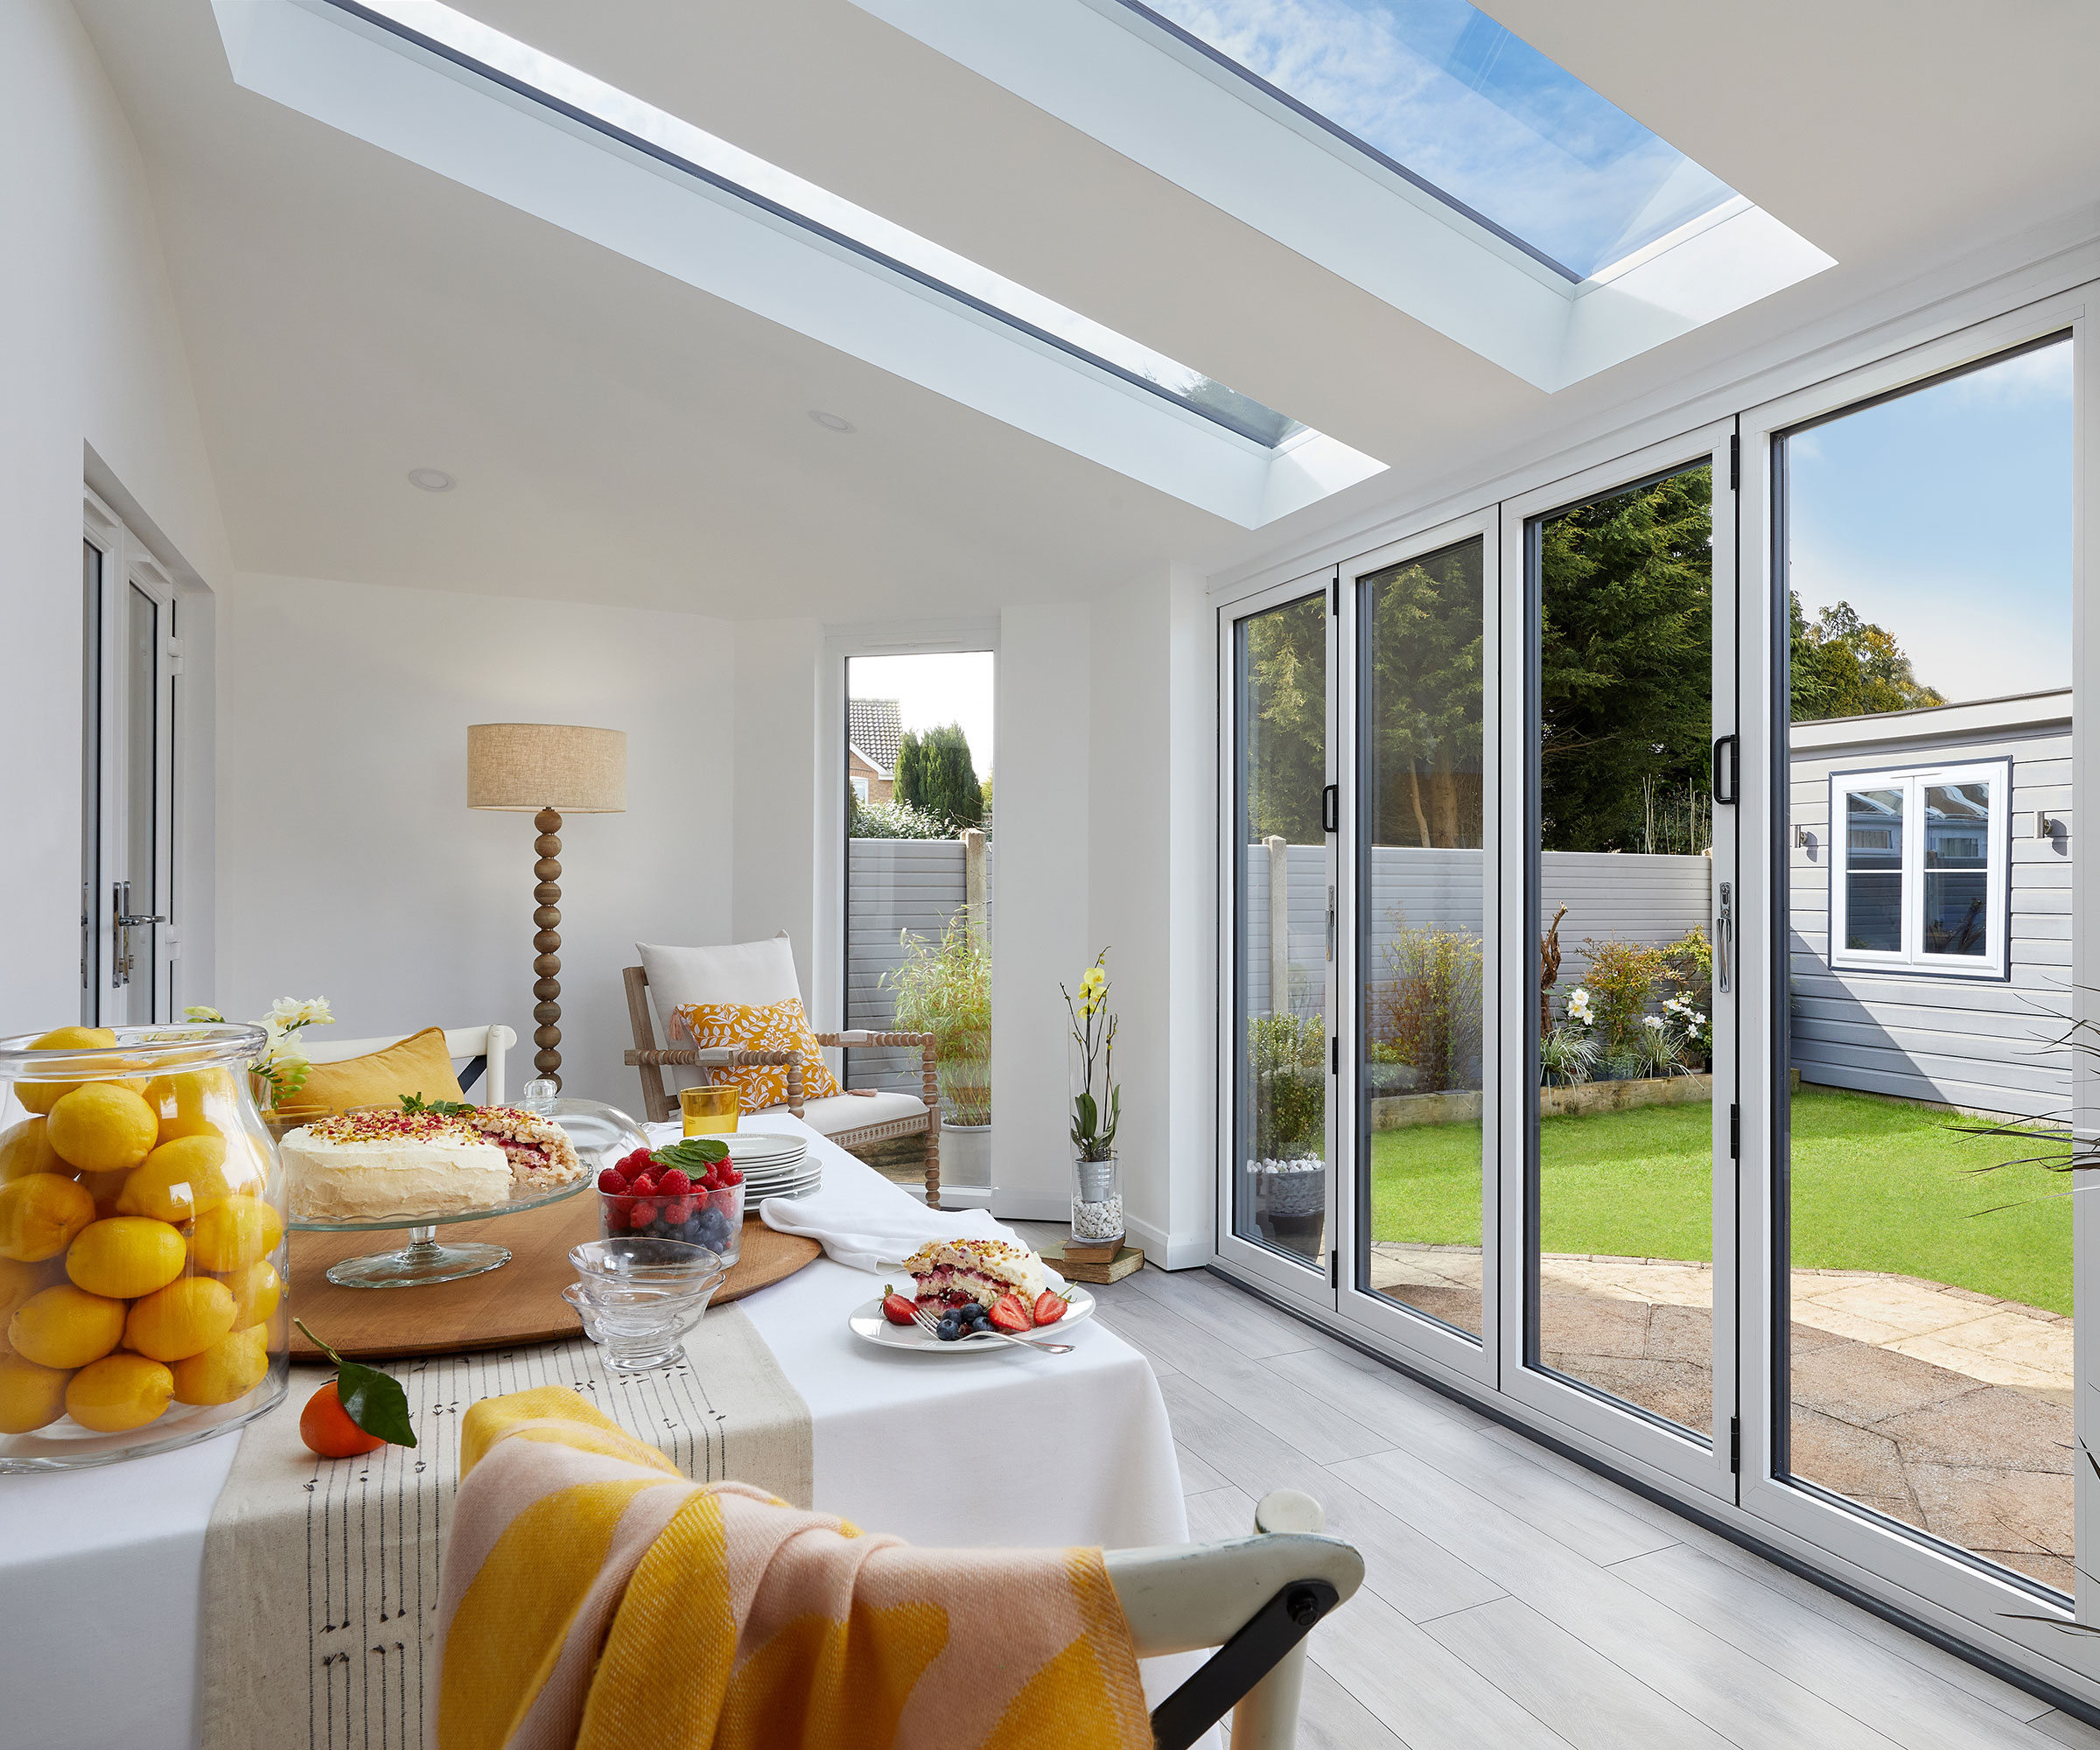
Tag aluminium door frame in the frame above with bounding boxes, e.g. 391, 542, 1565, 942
1331, 507, 1503, 1390
1737, 291, 2100, 1661
1495, 417, 1741, 1505
1215, 568, 1341, 1308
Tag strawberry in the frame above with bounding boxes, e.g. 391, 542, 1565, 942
1032, 1290, 1070, 1326
880, 1284, 916, 1326
656, 1167, 691, 1196
595, 1167, 627, 1194
988, 1292, 1032, 1334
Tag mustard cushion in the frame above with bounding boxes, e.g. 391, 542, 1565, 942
296, 1027, 467, 1116
671, 998, 841, 1112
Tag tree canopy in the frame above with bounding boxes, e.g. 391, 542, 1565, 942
1242, 594, 1326, 844
1367, 540, 1484, 849
1790, 596, 1944, 721
895, 724, 984, 830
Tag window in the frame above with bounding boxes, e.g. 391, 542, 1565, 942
1827, 762, 2008, 977
850, 774, 871, 803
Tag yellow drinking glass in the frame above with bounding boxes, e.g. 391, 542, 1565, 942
680, 1083, 738, 1137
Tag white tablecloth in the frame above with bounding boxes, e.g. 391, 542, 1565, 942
0, 1115, 1189, 1750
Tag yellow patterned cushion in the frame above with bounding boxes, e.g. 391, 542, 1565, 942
671, 998, 841, 1112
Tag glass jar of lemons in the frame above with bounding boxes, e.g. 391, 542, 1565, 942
0, 1024, 289, 1469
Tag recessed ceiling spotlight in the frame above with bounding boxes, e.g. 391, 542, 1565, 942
807, 410, 855, 434
408, 466, 456, 492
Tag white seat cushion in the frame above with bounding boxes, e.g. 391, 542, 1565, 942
788, 1089, 929, 1137
637, 935, 803, 1094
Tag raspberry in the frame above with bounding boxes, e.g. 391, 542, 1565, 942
667, 1196, 696, 1222
656, 1168, 691, 1196
628, 1200, 660, 1228
620, 1148, 653, 1173
724, 1166, 743, 1186
596, 1167, 627, 1194
628, 1173, 658, 1199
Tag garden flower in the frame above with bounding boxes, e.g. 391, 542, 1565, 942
1566, 988, 1592, 1024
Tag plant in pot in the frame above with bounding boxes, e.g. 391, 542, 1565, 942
884, 913, 991, 1189
1248, 1011, 1326, 1235
1062, 950, 1123, 1246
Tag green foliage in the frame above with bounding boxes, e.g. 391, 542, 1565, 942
895, 724, 983, 830
1538, 467, 1714, 851
1064, 952, 1120, 1160
1366, 542, 1484, 849
848, 793, 954, 839
1538, 1024, 1597, 1086
1579, 937, 1669, 1058
1789, 595, 1945, 721
884, 913, 991, 1125
1368, 918, 1482, 1093
1658, 926, 1712, 1012
1242, 595, 1326, 844
1249, 1011, 1325, 1160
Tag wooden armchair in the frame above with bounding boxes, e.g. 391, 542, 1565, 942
621, 964, 942, 1207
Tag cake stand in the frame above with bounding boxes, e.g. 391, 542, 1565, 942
289, 1097, 647, 1287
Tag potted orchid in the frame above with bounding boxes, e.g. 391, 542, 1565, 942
184, 996, 334, 1111
1062, 950, 1123, 1245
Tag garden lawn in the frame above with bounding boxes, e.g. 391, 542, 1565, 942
1368, 1086, 2071, 1315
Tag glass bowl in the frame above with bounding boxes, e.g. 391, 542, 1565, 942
564, 1237, 727, 1371
599, 1179, 744, 1266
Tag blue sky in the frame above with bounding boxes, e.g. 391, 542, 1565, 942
1142, 0, 1735, 277
1787, 340, 2072, 704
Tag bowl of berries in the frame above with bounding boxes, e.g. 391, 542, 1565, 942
597, 1138, 745, 1266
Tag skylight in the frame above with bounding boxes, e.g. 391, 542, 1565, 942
328, 0, 1307, 448
1116, 0, 1739, 282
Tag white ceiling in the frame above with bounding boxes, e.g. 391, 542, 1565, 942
74, 0, 2100, 620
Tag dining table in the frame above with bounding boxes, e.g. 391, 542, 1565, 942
0, 1113, 1193, 1750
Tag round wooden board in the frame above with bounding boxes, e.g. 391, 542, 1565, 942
287, 1196, 822, 1361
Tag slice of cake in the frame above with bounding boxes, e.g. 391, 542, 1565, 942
284, 1110, 514, 1222
900, 1237, 1047, 1314
466, 1106, 584, 1190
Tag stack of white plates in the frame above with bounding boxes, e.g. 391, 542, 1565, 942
725, 1130, 821, 1200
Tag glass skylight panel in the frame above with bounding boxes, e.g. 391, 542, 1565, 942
335, 0, 1306, 447
1120, 0, 1739, 281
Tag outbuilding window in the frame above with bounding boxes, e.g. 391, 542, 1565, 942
1829, 760, 2010, 978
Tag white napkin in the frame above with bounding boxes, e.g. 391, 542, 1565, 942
758, 1178, 1021, 1275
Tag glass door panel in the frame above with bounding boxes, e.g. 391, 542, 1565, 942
1230, 587, 1333, 1276
1355, 536, 1488, 1336
119, 583, 161, 1025
1519, 442, 1735, 1488
1776, 336, 2075, 1594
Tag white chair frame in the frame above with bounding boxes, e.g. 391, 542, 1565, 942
1108, 1489, 1362, 1750
301, 1025, 516, 1105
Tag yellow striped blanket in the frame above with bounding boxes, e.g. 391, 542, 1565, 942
437, 1386, 1153, 1750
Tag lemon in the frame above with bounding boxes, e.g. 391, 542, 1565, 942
0, 1256, 65, 1326
0, 1116, 71, 1183
0, 1172, 96, 1263
171, 1323, 270, 1406
124, 1275, 238, 1362
220, 1258, 284, 1329
12, 1027, 120, 1116
116, 1135, 233, 1223
80, 1170, 130, 1220
189, 1195, 282, 1273
66, 1352, 175, 1432
66, 1216, 188, 1299
156, 1114, 226, 1145
216, 1132, 271, 1197
143, 1067, 235, 1121
10, 1284, 127, 1368
46, 1083, 159, 1172
0, 1354, 72, 1432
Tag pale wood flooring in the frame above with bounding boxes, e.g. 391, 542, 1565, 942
1019, 1234, 2100, 1750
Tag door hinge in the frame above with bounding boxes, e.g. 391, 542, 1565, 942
1729, 1417, 1740, 1473
165, 635, 184, 675
1730, 1104, 1740, 1159
1728, 434, 1740, 492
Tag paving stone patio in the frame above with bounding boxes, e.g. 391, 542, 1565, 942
1368, 1242, 2076, 1591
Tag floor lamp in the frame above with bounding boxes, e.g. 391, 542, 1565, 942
467, 723, 626, 1092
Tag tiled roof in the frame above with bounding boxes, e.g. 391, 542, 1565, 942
849, 697, 903, 778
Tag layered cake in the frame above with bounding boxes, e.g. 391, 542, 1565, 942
900, 1237, 1047, 1313
284, 1110, 514, 1221
469, 1105, 584, 1191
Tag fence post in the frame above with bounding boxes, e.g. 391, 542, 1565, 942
963, 828, 987, 936
1266, 835, 1291, 1014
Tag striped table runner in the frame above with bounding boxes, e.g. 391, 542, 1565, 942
198, 1307, 812, 1750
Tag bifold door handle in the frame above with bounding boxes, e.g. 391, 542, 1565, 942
1717, 881, 1734, 995
1322, 784, 1339, 833
1712, 735, 1738, 804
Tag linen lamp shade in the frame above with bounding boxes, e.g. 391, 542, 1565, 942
466, 724, 626, 813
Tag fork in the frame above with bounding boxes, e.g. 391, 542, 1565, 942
911, 1306, 1074, 1354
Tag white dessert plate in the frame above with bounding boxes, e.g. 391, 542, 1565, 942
847, 1286, 1095, 1354
721, 1133, 807, 1165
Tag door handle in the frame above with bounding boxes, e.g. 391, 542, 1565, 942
1712, 735, 1738, 805
1717, 880, 1733, 996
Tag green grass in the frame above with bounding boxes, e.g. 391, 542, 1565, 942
1368, 1087, 2072, 1314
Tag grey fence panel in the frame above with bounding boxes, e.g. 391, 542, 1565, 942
845, 838, 993, 1093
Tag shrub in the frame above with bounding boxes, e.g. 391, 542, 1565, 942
1368, 919, 1482, 1094
1659, 926, 1712, 1013
1539, 1023, 1597, 1086
849, 794, 955, 839
1249, 1012, 1324, 1161
883, 913, 991, 1124
1580, 937, 1669, 1058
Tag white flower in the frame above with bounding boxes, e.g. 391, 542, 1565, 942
1565, 988, 1592, 1023
1642, 1015, 1665, 1031
268, 995, 334, 1029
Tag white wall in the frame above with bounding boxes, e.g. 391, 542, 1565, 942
732, 617, 826, 1005
214, 573, 734, 1106
0, 0, 229, 1032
